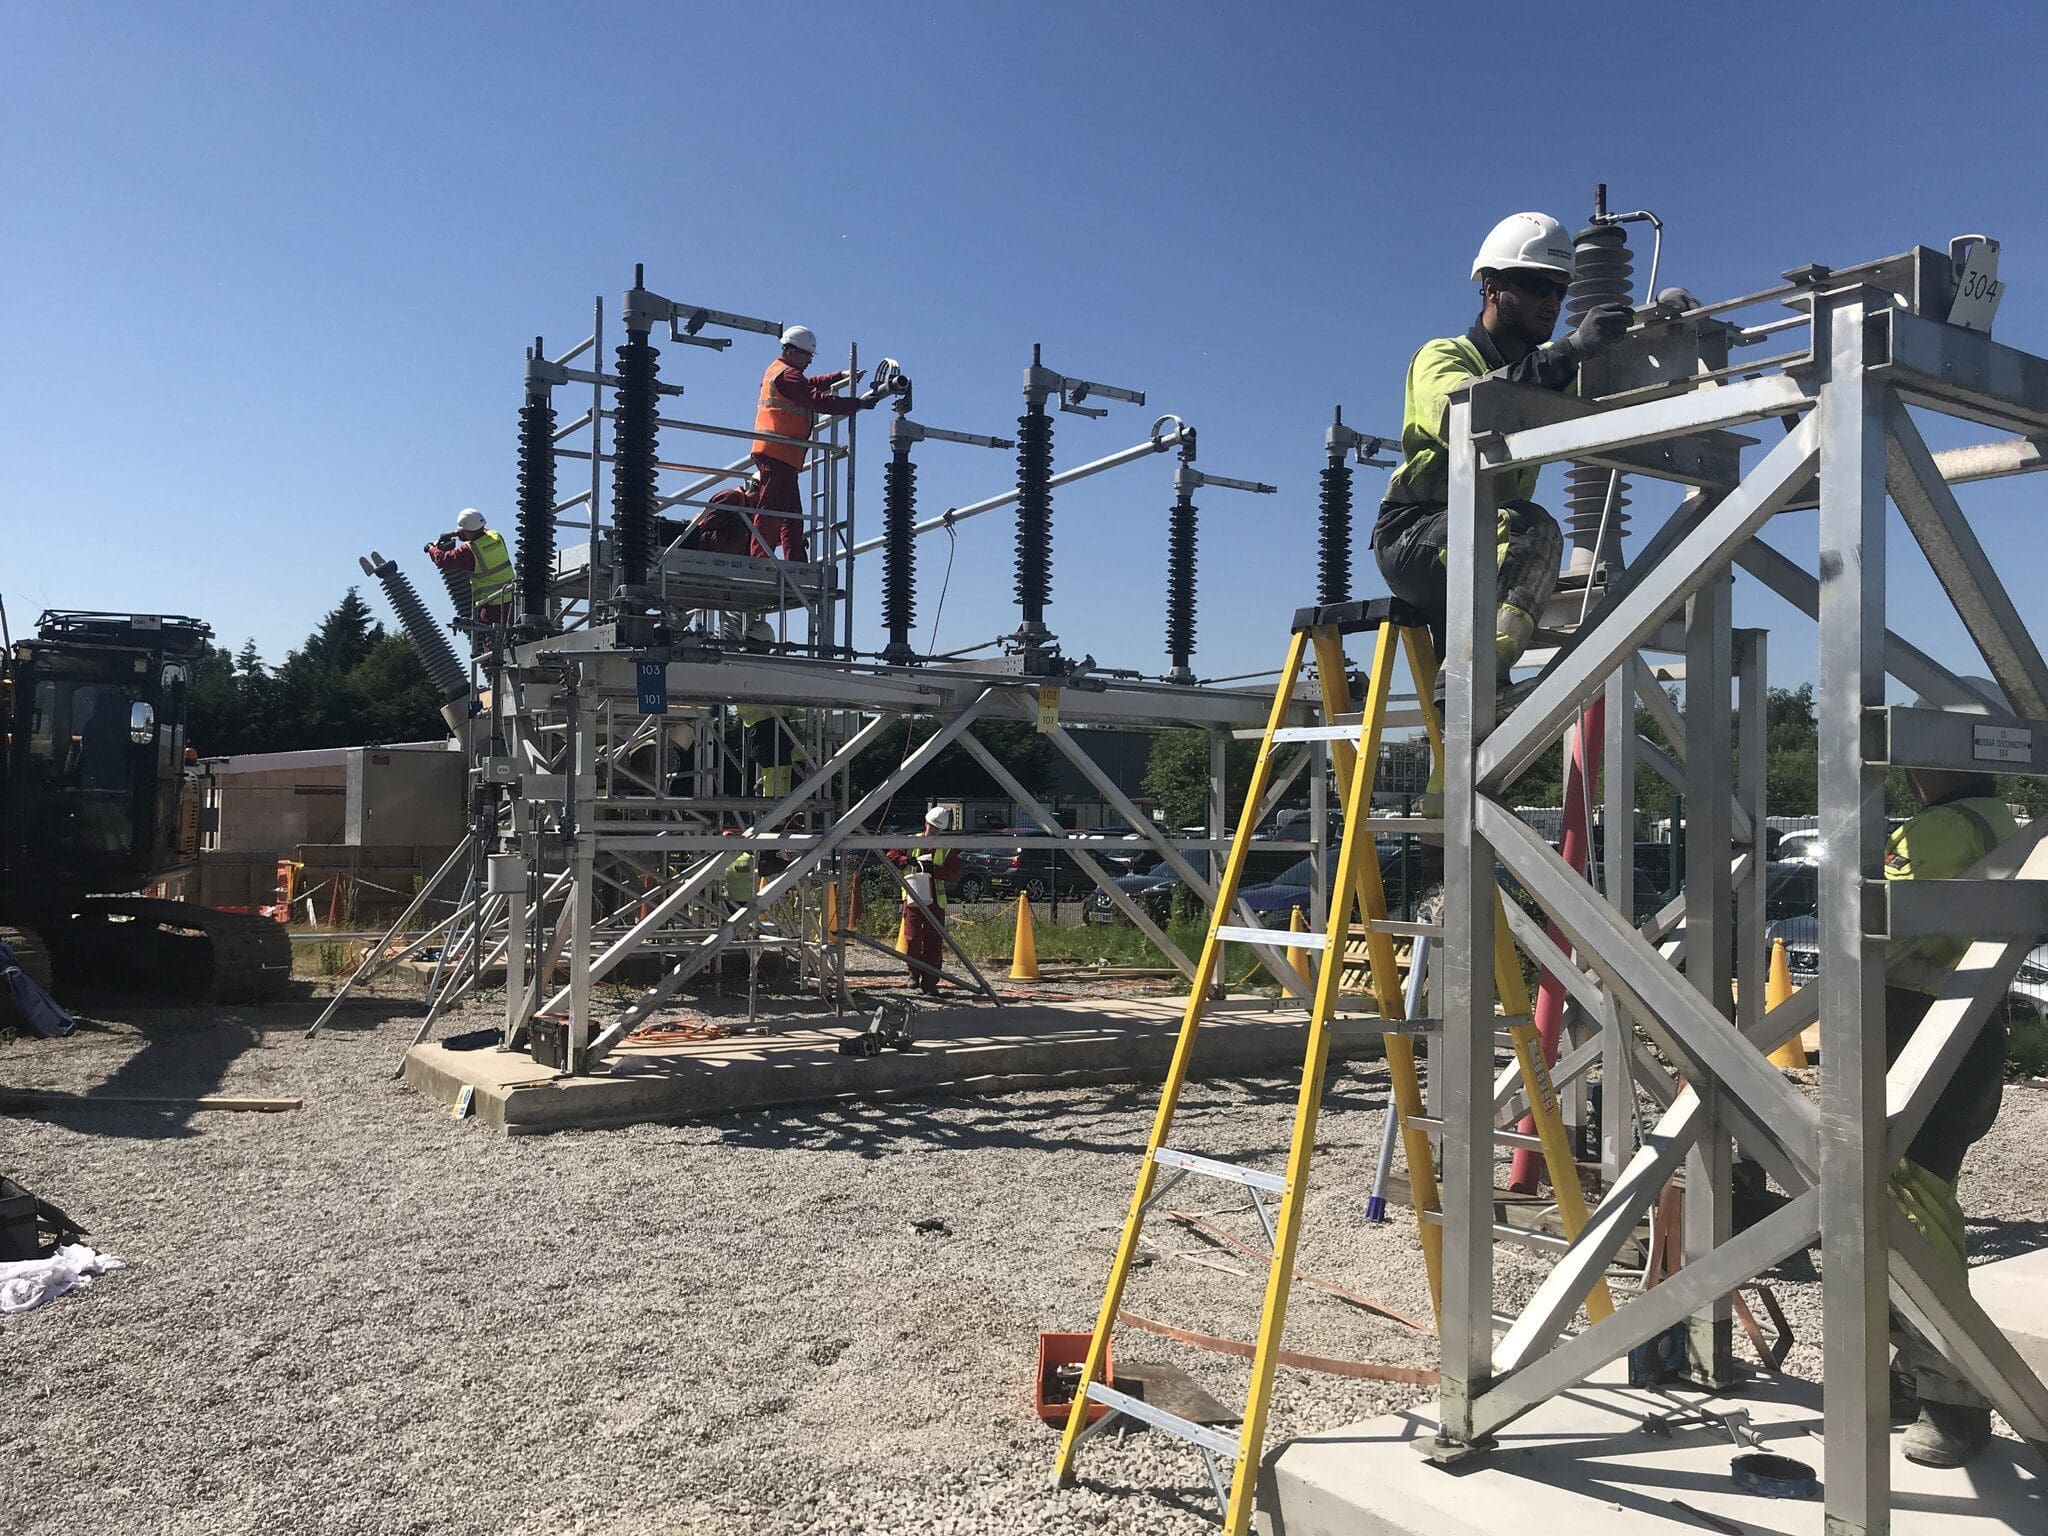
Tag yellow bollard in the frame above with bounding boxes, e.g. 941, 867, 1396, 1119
1286, 906, 1313, 991
1766, 938, 1808, 1067
1010, 893, 1040, 980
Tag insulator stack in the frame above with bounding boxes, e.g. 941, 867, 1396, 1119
516, 393, 557, 623
438, 565, 473, 622
1013, 402, 1053, 629
609, 332, 660, 593
1565, 221, 1633, 573
361, 553, 468, 702
1165, 488, 1196, 679
1317, 456, 1353, 606
881, 444, 917, 660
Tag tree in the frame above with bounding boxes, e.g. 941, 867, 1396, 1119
297, 588, 380, 673
180, 589, 444, 755
1143, 729, 1257, 829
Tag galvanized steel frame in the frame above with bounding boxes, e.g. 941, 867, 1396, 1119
1433, 268, 2048, 1534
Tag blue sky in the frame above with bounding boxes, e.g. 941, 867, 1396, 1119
7, 1, 2048, 693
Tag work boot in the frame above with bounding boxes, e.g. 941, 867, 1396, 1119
1901, 1400, 1993, 1468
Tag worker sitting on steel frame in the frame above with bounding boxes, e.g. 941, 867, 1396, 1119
884, 805, 961, 998
1884, 732, 2019, 1469
1373, 212, 1632, 676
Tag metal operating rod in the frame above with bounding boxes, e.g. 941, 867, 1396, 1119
846, 423, 1189, 557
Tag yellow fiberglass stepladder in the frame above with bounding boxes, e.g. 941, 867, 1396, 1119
1052, 596, 1612, 1533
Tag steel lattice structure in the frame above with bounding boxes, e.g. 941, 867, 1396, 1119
1429, 242, 2048, 1536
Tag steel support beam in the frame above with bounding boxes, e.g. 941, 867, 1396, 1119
1884, 395, 2048, 718
1816, 291, 1891, 1536
1480, 417, 1820, 789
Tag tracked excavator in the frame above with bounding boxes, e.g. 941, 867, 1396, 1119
0, 610, 291, 1009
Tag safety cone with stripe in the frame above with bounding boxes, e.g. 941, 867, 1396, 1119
1011, 894, 1039, 980
1766, 938, 1807, 1067
1286, 906, 1313, 990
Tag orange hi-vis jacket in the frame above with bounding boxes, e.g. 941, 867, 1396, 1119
753, 361, 817, 468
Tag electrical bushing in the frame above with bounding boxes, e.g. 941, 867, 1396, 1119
1013, 345, 1056, 645
437, 564, 473, 622
517, 339, 558, 627
1565, 221, 1633, 573
1318, 409, 1355, 607
359, 552, 468, 705
882, 426, 917, 663
1166, 468, 1197, 682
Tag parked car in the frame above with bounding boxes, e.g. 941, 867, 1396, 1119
985, 836, 1103, 902
950, 849, 1011, 903
1085, 869, 1191, 925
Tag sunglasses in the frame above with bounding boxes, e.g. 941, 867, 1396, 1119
1502, 270, 1571, 302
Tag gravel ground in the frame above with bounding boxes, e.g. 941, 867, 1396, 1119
4, 990, 2046, 1536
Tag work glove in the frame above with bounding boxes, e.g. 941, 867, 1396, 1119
1890, 1159, 1967, 1274
1563, 301, 1634, 362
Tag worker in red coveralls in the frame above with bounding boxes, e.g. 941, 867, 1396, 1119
743, 325, 878, 559
426, 508, 514, 651
884, 804, 960, 996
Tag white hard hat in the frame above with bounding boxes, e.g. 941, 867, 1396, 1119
923, 804, 954, 832
780, 325, 817, 354
1471, 212, 1575, 280
455, 508, 486, 534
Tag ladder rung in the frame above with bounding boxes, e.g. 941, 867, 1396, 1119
1404, 1116, 1543, 1151
1419, 1211, 1574, 1256
1085, 1382, 1240, 1459
1373, 1014, 1441, 1035
1154, 1146, 1288, 1195
1215, 924, 1324, 950
1270, 724, 1363, 743
1364, 816, 1443, 833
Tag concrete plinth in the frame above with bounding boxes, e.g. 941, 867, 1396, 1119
1974, 1246, 2048, 1381
1263, 1368, 2043, 1536
404, 994, 1386, 1134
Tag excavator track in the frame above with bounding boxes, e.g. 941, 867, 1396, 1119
62, 897, 293, 1004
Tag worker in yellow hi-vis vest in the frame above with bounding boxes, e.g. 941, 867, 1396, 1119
427, 508, 515, 645
1374, 212, 1633, 672
1884, 737, 2018, 1469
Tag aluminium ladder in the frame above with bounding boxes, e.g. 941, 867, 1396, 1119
1052, 596, 1611, 1533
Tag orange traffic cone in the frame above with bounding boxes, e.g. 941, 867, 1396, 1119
1286, 906, 1313, 991
1010, 894, 1040, 980
1766, 938, 1807, 1067
894, 906, 910, 955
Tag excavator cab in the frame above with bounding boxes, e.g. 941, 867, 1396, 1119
2, 611, 202, 901
1, 611, 289, 1005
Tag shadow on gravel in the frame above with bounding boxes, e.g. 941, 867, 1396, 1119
3, 993, 392, 1140
709, 1070, 1392, 1161
1968, 1214, 2048, 1265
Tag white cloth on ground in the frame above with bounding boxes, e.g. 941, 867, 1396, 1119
0, 1243, 125, 1314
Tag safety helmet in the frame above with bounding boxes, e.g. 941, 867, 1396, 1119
780, 325, 817, 355
455, 507, 487, 534
923, 804, 955, 833
1471, 213, 1574, 280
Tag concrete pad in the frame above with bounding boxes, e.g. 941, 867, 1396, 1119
403, 995, 1388, 1134
1974, 1246, 2048, 1381
1263, 1367, 2043, 1536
